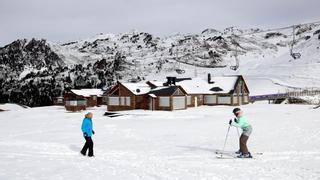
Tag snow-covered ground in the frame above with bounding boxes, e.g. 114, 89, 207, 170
0, 103, 28, 111
0, 104, 319, 179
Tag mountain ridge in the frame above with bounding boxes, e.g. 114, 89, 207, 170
1, 23, 320, 106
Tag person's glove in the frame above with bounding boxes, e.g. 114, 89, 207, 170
83, 132, 88, 137
229, 119, 232, 125
234, 118, 238, 123
92, 130, 95, 135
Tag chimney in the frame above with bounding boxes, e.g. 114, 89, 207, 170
172, 77, 176, 85
208, 73, 214, 84
166, 77, 171, 85
166, 77, 177, 86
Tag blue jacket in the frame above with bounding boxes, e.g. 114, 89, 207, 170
81, 117, 93, 137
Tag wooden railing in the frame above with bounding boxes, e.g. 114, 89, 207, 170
250, 89, 320, 102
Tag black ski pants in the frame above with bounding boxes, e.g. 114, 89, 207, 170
81, 136, 94, 157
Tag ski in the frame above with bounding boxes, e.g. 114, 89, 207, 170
216, 155, 257, 159
215, 150, 263, 156
215, 150, 261, 159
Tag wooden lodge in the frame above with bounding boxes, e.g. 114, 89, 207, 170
148, 86, 188, 111
105, 81, 189, 111
146, 74, 250, 108
172, 74, 250, 106
64, 89, 104, 112
104, 74, 250, 112
105, 82, 151, 111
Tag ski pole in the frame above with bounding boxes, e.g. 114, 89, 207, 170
222, 124, 231, 154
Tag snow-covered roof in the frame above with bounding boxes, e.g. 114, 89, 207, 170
149, 86, 183, 96
147, 80, 164, 87
209, 76, 239, 94
71, 89, 104, 97
149, 94, 157, 98
121, 82, 151, 95
175, 78, 213, 94
176, 76, 239, 94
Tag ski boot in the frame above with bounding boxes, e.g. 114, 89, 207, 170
237, 152, 252, 158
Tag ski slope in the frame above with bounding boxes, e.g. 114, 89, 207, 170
0, 104, 319, 179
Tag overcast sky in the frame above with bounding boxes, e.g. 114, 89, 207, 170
0, 0, 319, 46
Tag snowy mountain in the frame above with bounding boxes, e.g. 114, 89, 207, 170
1, 23, 320, 106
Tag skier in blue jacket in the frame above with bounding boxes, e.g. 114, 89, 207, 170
80, 112, 95, 157
229, 108, 253, 158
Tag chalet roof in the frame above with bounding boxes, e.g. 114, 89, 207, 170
149, 86, 185, 96
121, 82, 151, 95
70, 89, 104, 97
175, 78, 213, 94
172, 76, 239, 94
147, 80, 164, 87
207, 76, 239, 94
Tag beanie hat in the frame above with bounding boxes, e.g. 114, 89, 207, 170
233, 108, 241, 114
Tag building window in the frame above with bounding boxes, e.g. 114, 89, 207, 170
119, 96, 131, 106
120, 97, 125, 105
108, 97, 120, 105
218, 96, 231, 104
159, 97, 170, 107
66, 100, 86, 106
126, 97, 131, 106
78, 100, 87, 106
204, 95, 217, 104
66, 101, 77, 106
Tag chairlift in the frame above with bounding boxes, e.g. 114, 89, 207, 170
290, 25, 301, 60
175, 69, 185, 74
174, 52, 186, 74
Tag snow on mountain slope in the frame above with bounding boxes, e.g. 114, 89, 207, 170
52, 23, 320, 90
0, 104, 319, 179
241, 34, 320, 88
1, 23, 320, 106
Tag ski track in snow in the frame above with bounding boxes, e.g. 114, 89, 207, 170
0, 105, 320, 179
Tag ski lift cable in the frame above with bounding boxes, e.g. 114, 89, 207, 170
239, 20, 320, 37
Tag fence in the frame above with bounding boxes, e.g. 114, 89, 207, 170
250, 88, 320, 102
286, 89, 320, 97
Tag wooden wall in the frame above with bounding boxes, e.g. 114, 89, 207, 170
65, 105, 86, 112
188, 94, 204, 107
154, 96, 173, 111
107, 83, 136, 111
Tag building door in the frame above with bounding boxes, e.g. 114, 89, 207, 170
173, 96, 186, 110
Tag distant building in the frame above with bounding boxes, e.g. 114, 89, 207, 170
176, 74, 250, 106
104, 82, 151, 111
105, 81, 188, 111
104, 74, 250, 111
64, 89, 104, 112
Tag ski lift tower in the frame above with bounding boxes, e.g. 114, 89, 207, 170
290, 25, 301, 60
230, 37, 239, 71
